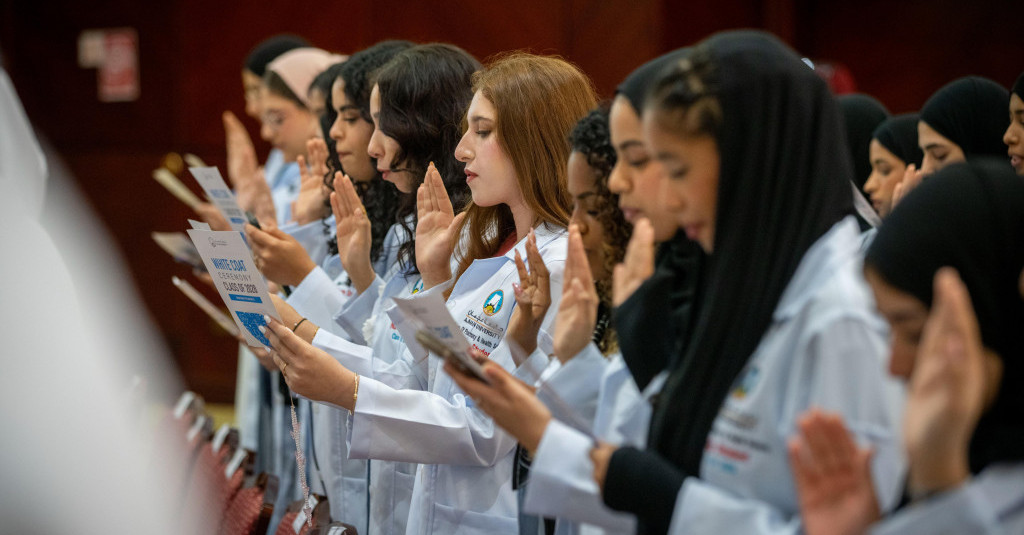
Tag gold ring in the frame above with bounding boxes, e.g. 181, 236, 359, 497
281, 361, 289, 375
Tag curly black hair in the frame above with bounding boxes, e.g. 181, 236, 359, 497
569, 105, 630, 354
374, 43, 480, 273
312, 62, 346, 179
320, 42, 413, 264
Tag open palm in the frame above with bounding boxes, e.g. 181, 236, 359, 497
416, 163, 465, 288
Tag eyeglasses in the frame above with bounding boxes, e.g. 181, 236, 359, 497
260, 108, 291, 131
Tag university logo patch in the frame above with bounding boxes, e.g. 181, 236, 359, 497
730, 365, 760, 399
411, 278, 424, 294
482, 289, 504, 316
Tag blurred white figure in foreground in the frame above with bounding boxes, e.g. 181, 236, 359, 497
0, 64, 209, 533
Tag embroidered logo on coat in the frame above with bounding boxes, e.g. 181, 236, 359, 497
411, 278, 424, 294
730, 365, 760, 399
482, 289, 504, 316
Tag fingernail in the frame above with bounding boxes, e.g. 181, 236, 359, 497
512, 282, 521, 295
263, 314, 270, 324
259, 326, 266, 335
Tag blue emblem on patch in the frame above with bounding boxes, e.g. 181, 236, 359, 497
483, 289, 504, 316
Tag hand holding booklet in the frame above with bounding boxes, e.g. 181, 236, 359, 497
391, 292, 490, 383
186, 227, 281, 348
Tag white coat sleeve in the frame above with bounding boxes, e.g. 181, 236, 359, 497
312, 327, 426, 392
870, 463, 1024, 535
280, 216, 333, 268
522, 419, 636, 532
346, 257, 565, 468
346, 375, 517, 466
287, 265, 349, 334
537, 342, 608, 430
668, 477, 802, 534
332, 273, 386, 345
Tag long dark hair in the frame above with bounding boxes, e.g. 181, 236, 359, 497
322, 42, 411, 262
374, 43, 480, 272
312, 62, 345, 177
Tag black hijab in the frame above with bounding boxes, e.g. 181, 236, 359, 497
920, 76, 1009, 160
840, 94, 891, 190
646, 30, 854, 477
865, 159, 1024, 473
612, 48, 705, 391
873, 113, 924, 168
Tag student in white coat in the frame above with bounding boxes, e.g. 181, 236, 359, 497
266, 43, 479, 534
789, 160, 1024, 535
263, 53, 597, 534
446, 49, 706, 535
448, 58, 704, 532
586, 31, 905, 535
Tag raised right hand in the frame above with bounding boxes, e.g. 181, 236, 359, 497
329, 171, 375, 293
552, 225, 600, 362
416, 163, 466, 289
890, 163, 925, 210
612, 217, 655, 307
291, 139, 331, 224
904, 268, 984, 497
788, 409, 879, 535
223, 110, 259, 189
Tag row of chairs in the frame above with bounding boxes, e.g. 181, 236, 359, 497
163, 391, 357, 535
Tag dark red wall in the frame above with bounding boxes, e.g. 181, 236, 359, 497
2, 0, 1021, 401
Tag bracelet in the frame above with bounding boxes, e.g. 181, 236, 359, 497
292, 317, 308, 332
352, 372, 360, 409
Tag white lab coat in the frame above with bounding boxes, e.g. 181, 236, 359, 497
264, 149, 301, 225
308, 219, 464, 535
343, 223, 567, 535
234, 148, 301, 459
279, 215, 337, 276
870, 463, 1024, 535
288, 221, 406, 533
661, 217, 906, 534
521, 347, 654, 535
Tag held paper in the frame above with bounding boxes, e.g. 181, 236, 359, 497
187, 228, 280, 347
188, 166, 247, 232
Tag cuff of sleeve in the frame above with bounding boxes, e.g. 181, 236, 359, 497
281, 217, 333, 266
420, 276, 455, 297
287, 266, 346, 326
524, 420, 595, 514
604, 446, 685, 531
538, 343, 606, 428
513, 348, 551, 383
347, 375, 383, 460
333, 274, 384, 344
